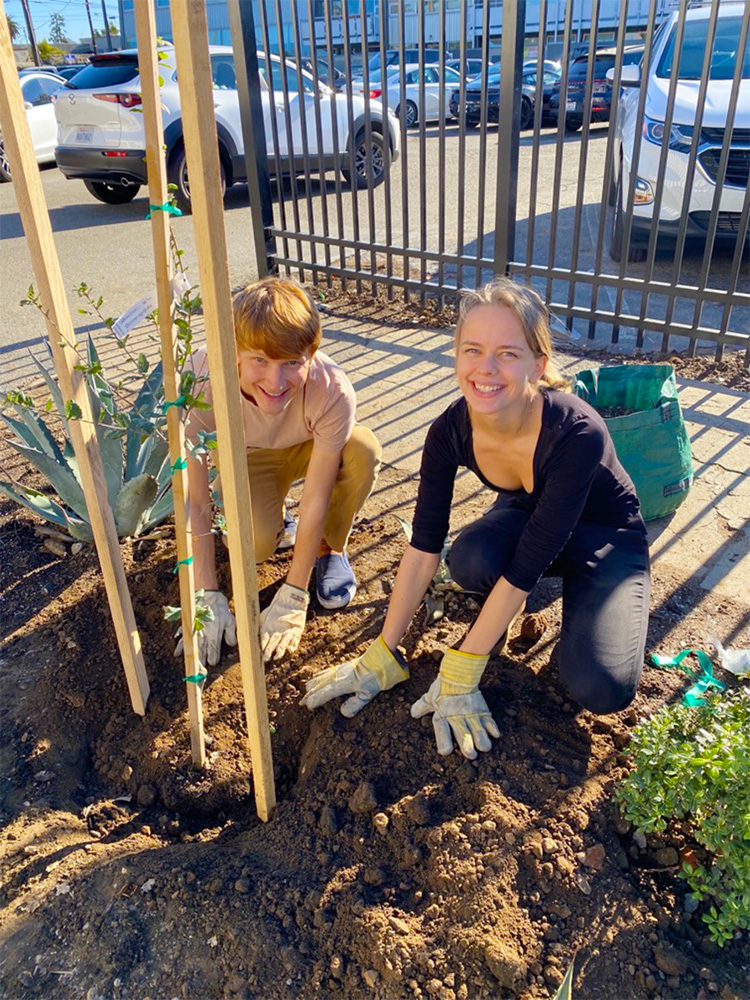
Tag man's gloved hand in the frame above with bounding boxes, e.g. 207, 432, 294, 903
410, 648, 499, 759
260, 583, 310, 662
174, 590, 237, 667
301, 635, 409, 717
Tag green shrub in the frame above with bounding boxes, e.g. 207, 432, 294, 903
616, 688, 750, 945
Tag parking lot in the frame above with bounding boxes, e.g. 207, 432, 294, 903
1, 120, 747, 388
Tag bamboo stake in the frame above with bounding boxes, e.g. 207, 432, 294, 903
0, 3, 150, 716
133, 0, 206, 768
170, 0, 276, 820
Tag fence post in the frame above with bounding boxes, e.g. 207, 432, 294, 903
227, 0, 277, 278
494, 0, 526, 277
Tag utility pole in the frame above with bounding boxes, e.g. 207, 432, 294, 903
20, 0, 40, 65
100, 0, 114, 51
84, 0, 98, 55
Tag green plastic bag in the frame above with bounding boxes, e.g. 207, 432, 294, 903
574, 364, 693, 520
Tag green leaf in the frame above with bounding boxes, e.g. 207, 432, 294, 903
137, 353, 150, 374
65, 400, 82, 420
552, 957, 576, 1000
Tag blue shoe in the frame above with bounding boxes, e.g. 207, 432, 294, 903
316, 551, 356, 609
276, 506, 297, 551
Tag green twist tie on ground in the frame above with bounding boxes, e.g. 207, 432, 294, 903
162, 395, 186, 413
173, 556, 193, 574
650, 648, 726, 706
170, 457, 188, 474
183, 674, 206, 685
146, 202, 183, 219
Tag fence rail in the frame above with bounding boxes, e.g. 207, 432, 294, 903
228, 0, 749, 361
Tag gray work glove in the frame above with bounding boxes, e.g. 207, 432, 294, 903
410, 648, 500, 759
174, 589, 237, 667
260, 583, 310, 663
301, 635, 409, 717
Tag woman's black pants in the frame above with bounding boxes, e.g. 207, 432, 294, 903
447, 501, 651, 715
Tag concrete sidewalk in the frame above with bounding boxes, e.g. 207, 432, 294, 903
3, 305, 748, 603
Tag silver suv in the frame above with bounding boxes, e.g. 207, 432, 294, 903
54, 46, 400, 211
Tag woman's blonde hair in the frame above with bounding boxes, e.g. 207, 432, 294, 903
233, 276, 322, 359
455, 277, 570, 391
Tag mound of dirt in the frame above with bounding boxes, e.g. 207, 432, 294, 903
1, 466, 747, 1000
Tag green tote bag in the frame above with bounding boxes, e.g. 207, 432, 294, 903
574, 364, 693, 520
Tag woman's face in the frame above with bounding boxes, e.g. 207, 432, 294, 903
455, 303, 546, 417
237, 347, 312, 414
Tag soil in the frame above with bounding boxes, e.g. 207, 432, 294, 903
1, 292, 748, 999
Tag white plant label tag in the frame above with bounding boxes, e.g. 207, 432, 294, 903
111, 274, 192, 338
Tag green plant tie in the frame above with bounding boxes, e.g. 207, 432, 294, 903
170, 457, 188, 474
650, 648, 727, 706
162, 395, 186, 413
183, 674, 206, 684
173, 556, 193, 574
146, 202, 183, 219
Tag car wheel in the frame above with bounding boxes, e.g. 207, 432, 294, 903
168, 144, 226, 214
0, 136, 12, 181
396, 100, 418, 128
520, 96, 533, 131
565, 117, 582, 132
610, 168, 647, 264
342, 130, 387, 190
83, 179, 140, 204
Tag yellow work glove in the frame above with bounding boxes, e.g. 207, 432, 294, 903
411, 648, 499, 759
301, 635, 409, 717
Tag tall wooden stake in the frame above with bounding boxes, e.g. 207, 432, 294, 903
0, 3, 149, 715
134, 0, 205, 767
170, 0, 276, 820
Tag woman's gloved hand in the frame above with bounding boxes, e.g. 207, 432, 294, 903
410, 648, 500, 759
260, 583, 310, 662
301, 635, 409, 717
174, 590, 237, 667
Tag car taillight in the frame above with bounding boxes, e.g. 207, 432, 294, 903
369, 89, 382, 99
94, 93, 142, 108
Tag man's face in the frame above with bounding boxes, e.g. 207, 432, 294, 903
237, 347, 312, 414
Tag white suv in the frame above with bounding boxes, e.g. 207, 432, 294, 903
54, 46, 400, 211
609, 1, 749, 262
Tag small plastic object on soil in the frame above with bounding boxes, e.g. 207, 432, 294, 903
707, 637, 750, 677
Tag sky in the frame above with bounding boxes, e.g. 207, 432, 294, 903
6, 0, 119, 45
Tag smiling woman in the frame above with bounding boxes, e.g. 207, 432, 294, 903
302, 278, 652, 763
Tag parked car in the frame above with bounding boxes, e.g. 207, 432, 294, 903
449, 64, 537, 130
54, 46, 400, 211
609, 1, 750, 262
299, 56, 346, 91
54, 65, 87, 82
550, 45, 645, 131
1, 70, 67, 181
358, 63, 463, 127
367, 49, 443, 75
522, 65, 562, 122
446, 57, 485, 80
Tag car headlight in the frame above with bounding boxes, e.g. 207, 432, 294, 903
643, 116, 694, 152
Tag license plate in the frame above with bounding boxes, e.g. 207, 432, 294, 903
75, 127, 94, 143
566, 101, 576, 112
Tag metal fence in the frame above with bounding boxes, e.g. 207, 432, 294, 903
228, 0, 749, 361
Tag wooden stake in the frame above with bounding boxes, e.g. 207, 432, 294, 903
0, 5, 150, 716
170, 0, 276, 820
134, 0, 206, 768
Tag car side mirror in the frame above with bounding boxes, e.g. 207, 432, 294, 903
608, 64, 641, 87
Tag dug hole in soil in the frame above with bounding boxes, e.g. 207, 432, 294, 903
1, 308, 748, 1000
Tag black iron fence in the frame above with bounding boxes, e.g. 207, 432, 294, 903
227, 0, 749, 360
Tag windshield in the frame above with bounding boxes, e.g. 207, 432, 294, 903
657, 15, 750, 80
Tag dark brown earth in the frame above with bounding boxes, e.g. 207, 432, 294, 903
1, 296, 748, 1000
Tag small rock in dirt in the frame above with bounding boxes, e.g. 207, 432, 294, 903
364, 867, 385, 885
404, 794, 431, 826
234, 878, 251, 894
653, 943, 688, 977
140, 878, 156, 894
542, 837, 558, 855
363, 969, 379, 988
426, 979, 443, 995
556, 855, 575, 876
329, 955, 345, 978
583, 843, 606, 871
389, 915, 410, 935
684, 894, 699, 914
576, 874, 592, 895
654, 847, 679, 867
456, 762, 477, 784
484, 941, 526, 990
227, 974, 245, 993
349, 781, 378, 814
18, 972, 34, 988
614, 814, 632, 836
71, 542, 84, 556
520, 613, 546, 641
136, 784, 157, 808
525, 832, 544, 859
34, 770, 55, 783
319, 805, 338, 835
544, 965, 564, 988
43, 539, 68, 558
373, 812, 389, 834
633, 831, 647, 849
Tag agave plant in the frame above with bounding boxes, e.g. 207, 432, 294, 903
0, 337, 173, 541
